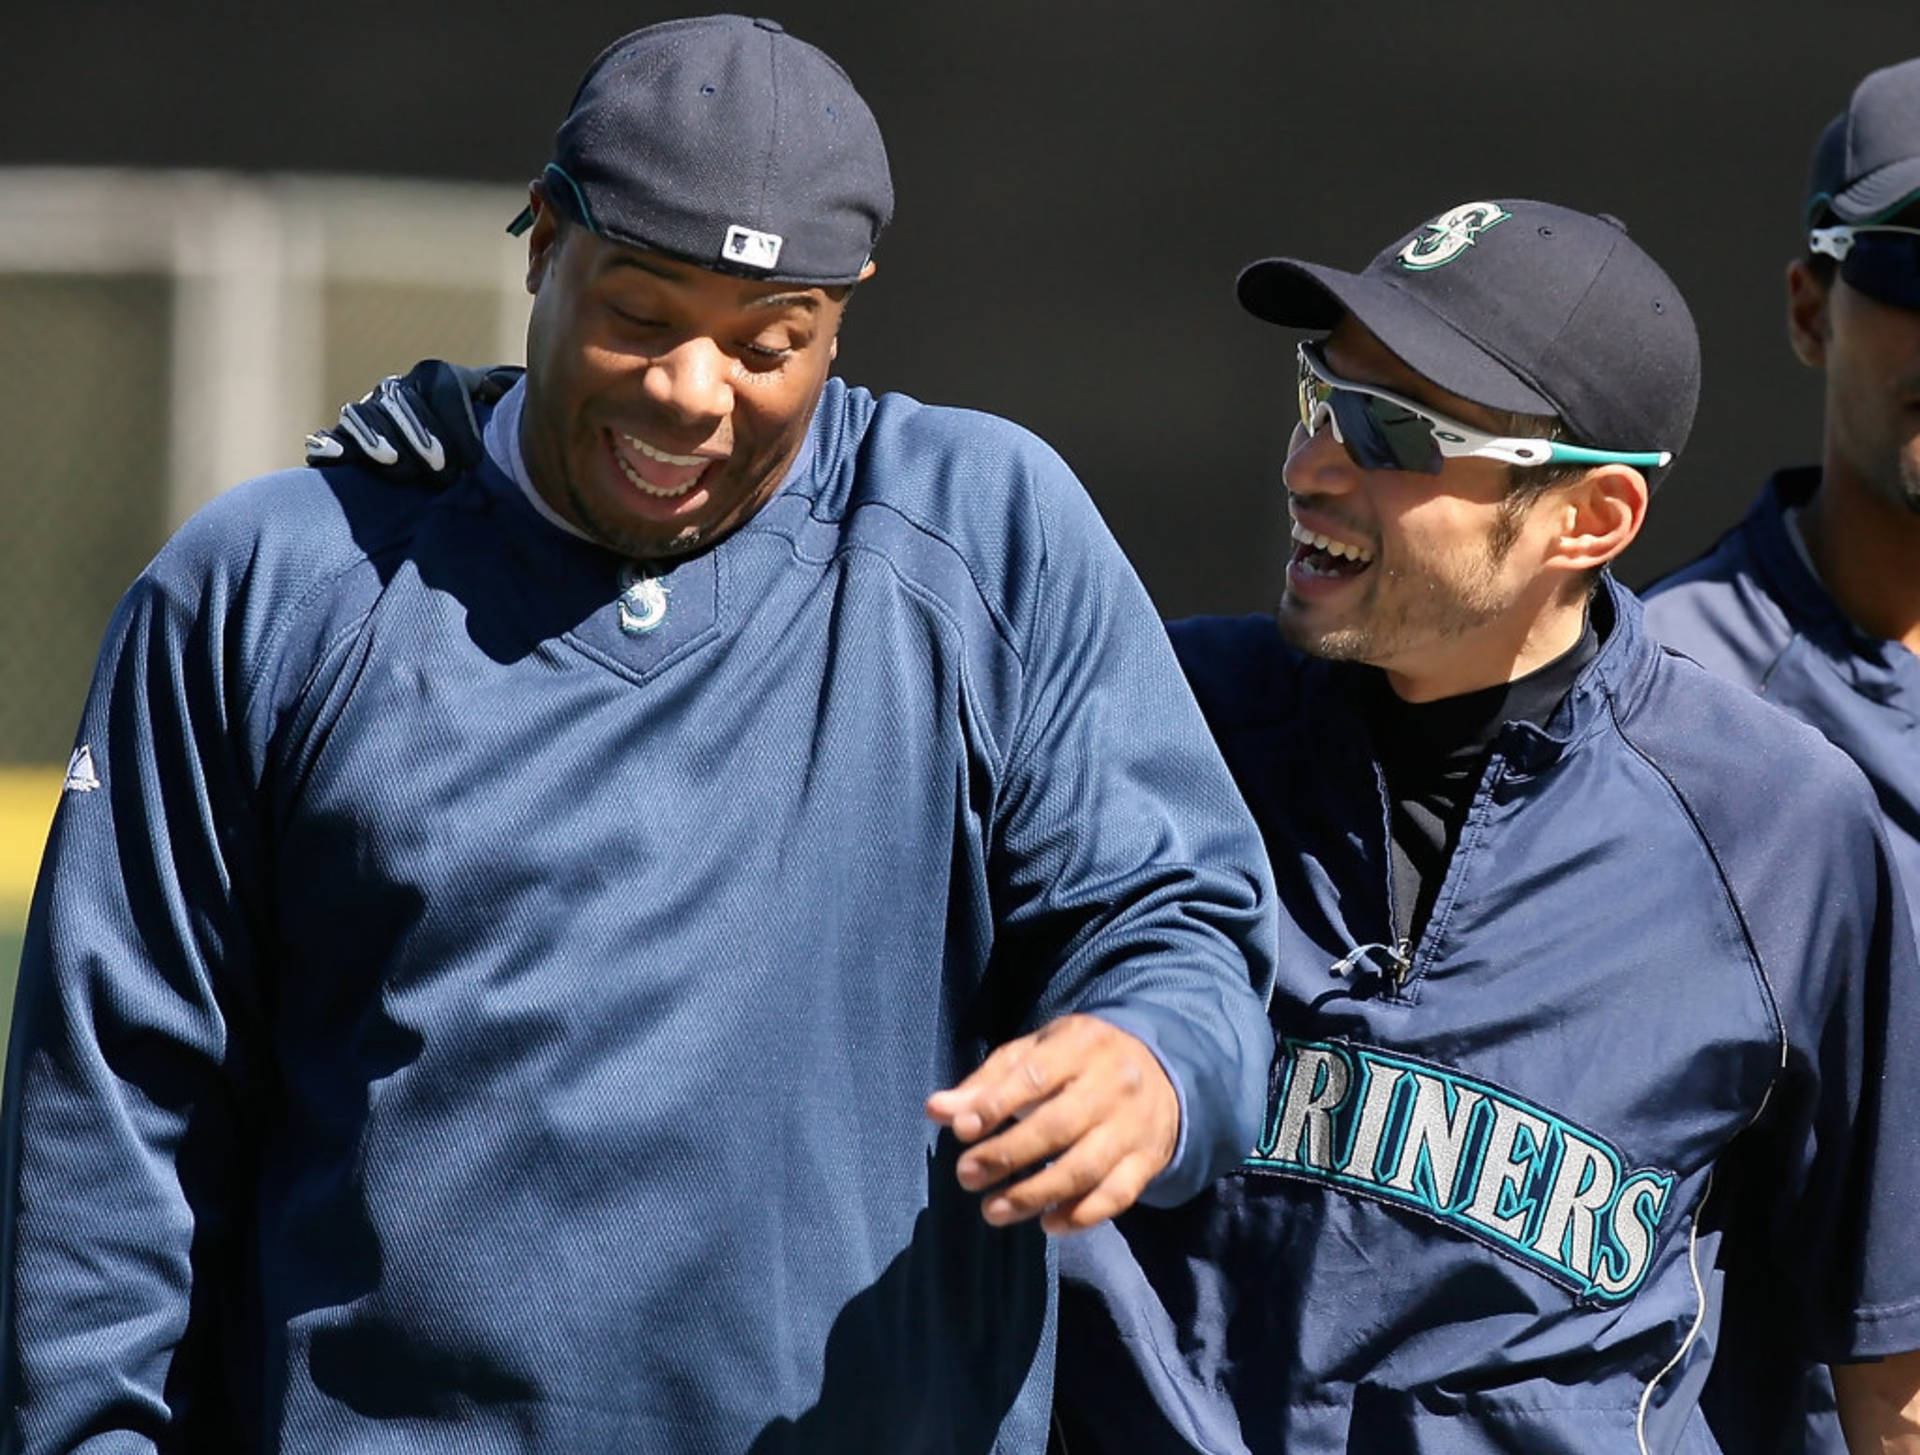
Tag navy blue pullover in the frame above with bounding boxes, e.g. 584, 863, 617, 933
1645, 466, 1920, 1446
0, 378, 1277, 1453
1645, 467, 1920, 942
1057, 577, 1920, 1453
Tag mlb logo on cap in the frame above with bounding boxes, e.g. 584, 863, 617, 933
723, 224, 785, 271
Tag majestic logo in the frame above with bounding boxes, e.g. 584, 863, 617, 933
1247, 1039, 1675, 1304
63, 744, 101, 793
722, 223, 784, 272
617, 563, 671, 635
1397, 202, 1511, 271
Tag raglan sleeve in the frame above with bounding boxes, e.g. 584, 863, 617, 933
1, 514, 281, 1452
985, 447, 1278, 1209
1769, 781, 1920, 1363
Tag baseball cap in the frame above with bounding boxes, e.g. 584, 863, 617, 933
507, 14, 893, 286
1236, 199, 1700, 485
1805, 57, 1920, 225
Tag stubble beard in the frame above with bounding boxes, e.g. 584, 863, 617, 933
1277, 534, 1516, 667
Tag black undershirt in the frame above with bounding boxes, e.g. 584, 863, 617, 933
1360, 616, 1600, 952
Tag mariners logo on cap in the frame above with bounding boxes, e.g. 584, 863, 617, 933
722, 224, 784, 271
1398, 202, 1512, 272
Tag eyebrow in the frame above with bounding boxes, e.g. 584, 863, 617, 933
603, 253, 823, 312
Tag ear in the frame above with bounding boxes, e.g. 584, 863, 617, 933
1543, 464, 1649, 574
524, 182, 560, 295
1785, 258, 1830, 369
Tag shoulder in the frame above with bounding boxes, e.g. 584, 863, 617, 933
117, 464, 456, 717
1621, 645, 1888, 930
143, 464, 444, 607
1641, 485, 1802, 687
811, 381, 1097, 562
803, 381, 1153, 661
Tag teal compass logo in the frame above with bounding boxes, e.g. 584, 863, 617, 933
1398, 202, 1511, 271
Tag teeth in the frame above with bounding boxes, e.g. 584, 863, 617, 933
620, 432, 707, 467
1289, 519, 1375, 564
614, 451, 701, 498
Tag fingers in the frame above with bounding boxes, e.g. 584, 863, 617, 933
924, 1027, 1060, 1141
927, 1015, 1180, 1233
377, 378, 448, 474
313, 376, 449, 477
336, 397, 401, 466
1035, 1152, 1165, 1236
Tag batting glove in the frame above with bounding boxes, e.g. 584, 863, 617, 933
305, 358, 524, 485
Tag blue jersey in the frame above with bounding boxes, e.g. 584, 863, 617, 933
0, 377, 1277, 1453
1645, 467, 1920, 944
1055, 577, 1920, 1454
1643, 467, 1920, 1446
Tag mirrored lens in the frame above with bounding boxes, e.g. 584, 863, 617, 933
1840, 231, 1920, 311
1297, 349, 1443, 473
1330, 392, 1441, 473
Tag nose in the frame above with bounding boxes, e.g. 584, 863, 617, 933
642, 336, 734, 428
1282, 418, 1360, 497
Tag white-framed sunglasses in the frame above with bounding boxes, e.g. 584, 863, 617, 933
1807, 224, 1920, 310
1296, 342, 1672, 475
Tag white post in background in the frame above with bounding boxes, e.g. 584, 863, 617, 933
166, 177, 303, 528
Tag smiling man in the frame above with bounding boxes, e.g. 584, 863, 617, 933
1053, 201, 1920, 1452
0, 17, 1276, 1453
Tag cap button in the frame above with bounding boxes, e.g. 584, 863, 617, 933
753, 16, 785, 31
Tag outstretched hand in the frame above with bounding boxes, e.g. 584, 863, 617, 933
925, 1014, 1179, 1235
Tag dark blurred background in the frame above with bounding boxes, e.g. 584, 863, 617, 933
1, 0, 1915, 1008
6, 0, 1917, 609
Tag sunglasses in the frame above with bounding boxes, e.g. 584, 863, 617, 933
1295, 342, 1672, 475
1807, 225, 1920, 311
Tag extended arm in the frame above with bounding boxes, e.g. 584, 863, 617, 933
926, 446, 1277, 1230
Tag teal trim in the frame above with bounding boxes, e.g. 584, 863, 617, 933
1247, 1037, 1676, 1305
543, 163, 601, 235
1861, 184, 1920, 224
1805, 184, 1920, 226
1546, 443, 1672, 469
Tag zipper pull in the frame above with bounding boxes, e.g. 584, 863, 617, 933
1387, 938, 1412, 989
1330, 942, 1400, 979
1330, 939, 1414, 987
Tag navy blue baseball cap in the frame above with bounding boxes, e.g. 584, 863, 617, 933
1805, 56, 1920, 225
1237, 199, 1700, 485
508, 14, 893, 286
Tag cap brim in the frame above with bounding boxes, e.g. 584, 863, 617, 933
1829, 157, 1920, 222
1237, 258, 1558, 420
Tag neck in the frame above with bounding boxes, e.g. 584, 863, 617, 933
1382, 589, 1591, 703
1800, 462, 1920, 653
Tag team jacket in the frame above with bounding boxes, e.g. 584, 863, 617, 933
1644, 467, 1920, 945
1055, 577, 1920, 1454
0, 376, 1277, 1454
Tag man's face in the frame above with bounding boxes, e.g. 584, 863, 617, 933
1278, 317, 1560, 686
519, 205, 851, 561
1814, 204, 1920, 515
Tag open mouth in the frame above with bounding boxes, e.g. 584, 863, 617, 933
608, 429, 716, 499
1289, 519, 1375, 580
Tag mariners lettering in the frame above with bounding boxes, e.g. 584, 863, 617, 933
1250, 1039, 1675, 1304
